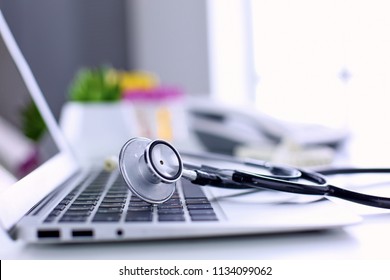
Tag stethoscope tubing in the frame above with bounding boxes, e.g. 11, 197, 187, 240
180, 151, 302, 180
317, 167, 390, 176
318, 167, 390, 208
188, 164, 390, 209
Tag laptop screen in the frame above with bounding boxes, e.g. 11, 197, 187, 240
0, 20, 59, 187
0, 11, 81, 231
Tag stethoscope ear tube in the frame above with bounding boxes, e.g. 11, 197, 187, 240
232, 169, 329, 195
317, 167, 390, 208
326, 185, 390, 209
180, 151, 302, 180
234, 168, 390, 209
317, 167, 390, 176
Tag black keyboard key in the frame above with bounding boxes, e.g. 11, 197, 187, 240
77, 195, 101, 200
63, 210, 92, 216
125, 212, 153, 222
105, 194, 128, 198
182, 180, 206, 198
128, 205, 153, 212
54, 204, 67, 211
188, 209, 216, 216
160, 199, 181, 206
130, 201, 153, 207
96, 208, 123, 214
99, 203, 125, 208
74, 198, 99, 203
102, 198, 127, 203
68, 206, 95, 211
187, 203, 212, 210
157, 208, 184, 215
185, 198, 210, 204
92, 213, 121, 222
59, 215, 89, 223
157, 204, 183, 209
72, 201, 97, 206
158, 214, 185, 222
58, 199, 71, 206
190, 215, 218, 221
48, 210, 62, 217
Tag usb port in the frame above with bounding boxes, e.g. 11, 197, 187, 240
72, 230, 93, 238
37, 230, 60, 239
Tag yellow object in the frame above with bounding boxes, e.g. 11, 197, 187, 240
119, 71, 159, 92
156, 107, 173, 141
104, 68, 120, 86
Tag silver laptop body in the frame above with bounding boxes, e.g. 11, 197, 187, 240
0, 10, 360, 244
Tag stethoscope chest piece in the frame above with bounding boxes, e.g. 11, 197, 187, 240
119, 137, 181, 204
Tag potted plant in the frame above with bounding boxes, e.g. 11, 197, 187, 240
60, 67, 138, 165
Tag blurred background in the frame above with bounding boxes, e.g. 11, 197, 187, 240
0, 0, 209, 119
2, 0, 390, 171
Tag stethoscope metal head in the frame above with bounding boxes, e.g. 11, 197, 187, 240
119, 137, 183, 204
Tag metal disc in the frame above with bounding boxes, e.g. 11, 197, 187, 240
145, 139, 183, 183
119, 137, 176, 204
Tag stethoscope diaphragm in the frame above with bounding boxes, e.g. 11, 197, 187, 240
119, 137, 179, 204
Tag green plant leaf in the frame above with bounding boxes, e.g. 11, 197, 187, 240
68, 66, 121, 102
21, 101, 46, 142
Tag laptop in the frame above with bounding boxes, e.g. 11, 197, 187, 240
0, 10, 361, 243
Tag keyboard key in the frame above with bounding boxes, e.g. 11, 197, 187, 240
182, 180, 207, 198
157, 204, 183, 209
99, 203, 125, 208
157, 208, 184, 215
48, 210, 62, 217
72, 201, 97, 206
96, 208, 123, 214
125, 212, 153, 222
68, 206, 95, 211
160, 199, 181, 206
127, 206, 153, 212
63, 210, 92, 216
187, 203, 212, 210
190, 215, 218, 221
92, 213, 121, 222
58, 199, 71, 206
130, 201, 153, 207
77, 195, 101, 200
54, 204, 67, 211
74, 198, 99, 203
59, 215, 89, 223
102, 198, 127, 203
158, 214, 185, 222
105, 194, 128, 198
188, 209, 216, 216
185, 198, 210, 204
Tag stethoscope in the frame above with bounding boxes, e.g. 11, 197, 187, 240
118, 137, 390, 208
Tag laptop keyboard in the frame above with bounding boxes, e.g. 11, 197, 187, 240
43, 170, 218, 224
